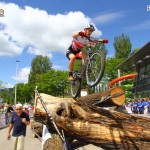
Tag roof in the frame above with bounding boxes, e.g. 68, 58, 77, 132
117, 41, 150, 70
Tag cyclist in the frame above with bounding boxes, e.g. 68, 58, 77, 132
66, 24, 95, 81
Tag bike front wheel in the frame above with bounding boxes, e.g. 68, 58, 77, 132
86, 50, 105, 87
70, 72, 81, 99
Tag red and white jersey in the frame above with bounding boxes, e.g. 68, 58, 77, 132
72, 31, 89, 51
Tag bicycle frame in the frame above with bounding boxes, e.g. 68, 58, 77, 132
76, 47, 92, 79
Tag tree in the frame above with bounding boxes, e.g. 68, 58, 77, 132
0, 88, 13, 104
95, 43, 108, 56
28, 55, 52, 86
37, 70, 69, 97
105, 57, 124, 81
113, 33, 132, 59
130, 48, 139, 55
11, 83, 33, 104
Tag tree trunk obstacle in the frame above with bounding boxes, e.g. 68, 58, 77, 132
34, 87, 150, 150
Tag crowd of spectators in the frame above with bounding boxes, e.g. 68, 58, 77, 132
130, 97, 150, 114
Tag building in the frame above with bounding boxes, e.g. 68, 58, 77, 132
117, 41, 150, 98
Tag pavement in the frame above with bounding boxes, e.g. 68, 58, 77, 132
0, 125, 103, 150
0, 126, 42, 150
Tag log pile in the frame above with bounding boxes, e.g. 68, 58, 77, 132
34, 87, 150, 150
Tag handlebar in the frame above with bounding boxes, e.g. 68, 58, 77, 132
88, 37, 108, 44
97, 39, 108, 44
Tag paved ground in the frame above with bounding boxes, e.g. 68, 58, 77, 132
0, 125, 103, 150
0, 126, 42, 150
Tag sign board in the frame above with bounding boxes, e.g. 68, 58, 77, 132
81, 90, 88, 97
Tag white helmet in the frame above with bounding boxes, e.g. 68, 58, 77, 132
84, 24, 95, 31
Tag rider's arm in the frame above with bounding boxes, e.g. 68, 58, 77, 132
72, 32, 79, 38
72, 31, 86, 38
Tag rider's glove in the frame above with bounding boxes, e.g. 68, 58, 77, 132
103, 39, 108, 43
78, 32, 86, 37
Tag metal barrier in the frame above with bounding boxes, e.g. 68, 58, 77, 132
0, 113, 7, 128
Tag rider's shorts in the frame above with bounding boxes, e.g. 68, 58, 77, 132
66, 45, 81, 60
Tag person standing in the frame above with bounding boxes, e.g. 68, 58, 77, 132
6, 104, 14, 124
7, 104, 30, 150
130, 99, 138, 114
137, 99, 144, 114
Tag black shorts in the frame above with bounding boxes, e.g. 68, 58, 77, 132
66, 45, 81, 60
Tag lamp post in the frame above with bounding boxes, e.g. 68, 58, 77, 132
14, 60, 20, 106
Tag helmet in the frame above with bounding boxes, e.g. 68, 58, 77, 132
84, 24, 95, 31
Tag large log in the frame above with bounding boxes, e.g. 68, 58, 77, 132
34, 87, 150, 150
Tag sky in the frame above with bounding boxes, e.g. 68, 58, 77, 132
0, 0, 150, 88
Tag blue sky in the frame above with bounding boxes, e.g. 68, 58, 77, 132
0, 0, 150, 88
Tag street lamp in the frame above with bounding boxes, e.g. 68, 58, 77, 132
14, 60, 20, 106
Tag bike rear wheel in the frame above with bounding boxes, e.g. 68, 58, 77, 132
70, 72, 81, 99
86, 50, 105, 87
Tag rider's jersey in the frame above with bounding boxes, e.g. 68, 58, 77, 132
72, 31, 89, 51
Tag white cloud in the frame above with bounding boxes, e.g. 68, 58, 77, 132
124, 20, 150, 31
0, 2, 102, 58
2, 83, 14, 88
12, 67, 30, 83
52, 64, 64, 70
0, 32, 23, 56
93, 11, 126, 24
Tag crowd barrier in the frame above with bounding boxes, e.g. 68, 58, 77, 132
0, 113, 7, 128
0, 110, 34, 129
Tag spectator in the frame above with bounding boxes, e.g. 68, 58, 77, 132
142, 98, 149, 114
137, 99, 144, 114
6, 104, 14, 113
130, 99, 138, 114
7, 104, 30, 150
147, 98, 150, 114
6, 104, 14, 124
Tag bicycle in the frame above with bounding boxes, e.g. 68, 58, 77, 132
70, 37, 108, 99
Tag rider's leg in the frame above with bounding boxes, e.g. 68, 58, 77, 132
79, 51, 86, 64
68, 53, 76, 80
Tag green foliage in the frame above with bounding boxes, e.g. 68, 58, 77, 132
0, 88, 13, 104
96, 44, 108, 56
105, 57, 124, 81
28, 55, 52, 86
12, 83, 33, 104
131, 48, 139, 55
37, 70, 69, 97
113, 33, 132, 59
121, 84, 134, 102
